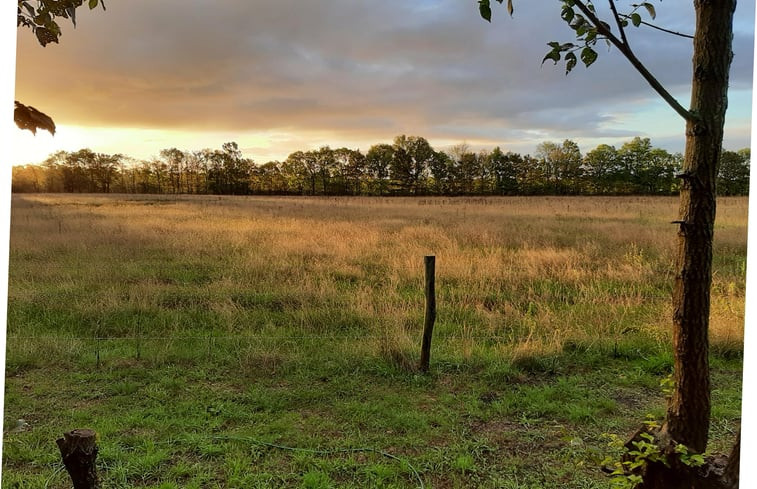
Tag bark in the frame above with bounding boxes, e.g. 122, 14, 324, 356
56, 429, 101, 489
664, 0, 736, 454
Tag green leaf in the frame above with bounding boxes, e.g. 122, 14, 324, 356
581, 46, 597, 67
561, 5, 574, 22
542, 49, 561, 65
34, 26, 58, 46
47, 21, 61, 36
33, 12, 51, 26
88, 0, 98, 9
689, 454, 705, 466
479, 0, 492, 22
565, 52, 577, 74
640, 432, 655, 442
642, 2, 656, 19
631, 13, 642, 27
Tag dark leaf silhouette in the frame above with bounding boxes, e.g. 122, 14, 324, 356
14, 101, 56, 135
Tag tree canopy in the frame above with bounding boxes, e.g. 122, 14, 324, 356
11, 137, 749, 198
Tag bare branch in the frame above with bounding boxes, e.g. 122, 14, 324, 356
572, 0, 695, 122
608, 0, 629, 47
619, 14, 694, 39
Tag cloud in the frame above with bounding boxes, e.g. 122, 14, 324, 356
14, 0, 753, 158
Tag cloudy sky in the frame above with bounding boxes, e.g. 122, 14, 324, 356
8, 0, 755, 166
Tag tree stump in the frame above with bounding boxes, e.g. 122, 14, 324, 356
622, 425, 739, 489
56, 429, 101, 489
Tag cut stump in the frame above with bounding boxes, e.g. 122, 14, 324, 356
56, 429, 101, 489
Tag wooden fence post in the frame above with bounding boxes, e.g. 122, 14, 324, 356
56, 429, 101, 489
419, 255, 436, 373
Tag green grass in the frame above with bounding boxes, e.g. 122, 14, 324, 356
3, 194, 745, 488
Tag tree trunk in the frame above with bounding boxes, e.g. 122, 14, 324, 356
663, 0, 736, 455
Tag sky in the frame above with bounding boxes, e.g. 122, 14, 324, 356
6, 1, 756, 167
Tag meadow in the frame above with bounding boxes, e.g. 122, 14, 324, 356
2, 193, 746, 488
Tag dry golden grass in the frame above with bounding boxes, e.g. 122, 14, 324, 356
7, 194, 747, 365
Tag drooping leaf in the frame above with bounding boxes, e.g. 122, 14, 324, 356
580, 46, 598, 67
47, 21, 61, 37
65, 6, 77, 27
642, 2, 656, 19
542, 49, 561, 65
507, 0, 514, 16
565, 52, 577, 74
34, 26, 58, 46
479, 0, 492, 22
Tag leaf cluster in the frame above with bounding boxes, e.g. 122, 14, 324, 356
544, 0, 605, 73
17, 0, 105, 47
479, 0, 662, 75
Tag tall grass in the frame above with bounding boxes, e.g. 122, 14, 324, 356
6, 194, 747, 370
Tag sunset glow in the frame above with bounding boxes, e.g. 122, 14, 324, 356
9, 1, 755, 167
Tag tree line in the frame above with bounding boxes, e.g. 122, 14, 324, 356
11, 136, 750, 196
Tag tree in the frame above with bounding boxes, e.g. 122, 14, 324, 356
159, 148, 186, 194
447, 143, 475, 194
535, 139, 584, 194
391, 135, 434, 195
315, 146, 336, 195
480, 1, 738, 487
428, 150, 454, 195
583, 143, 620, 194
718, 149, 750, 196
488, 147, 520, 195
16, 0, 106, 134
333, 147, 367, 196
615, 137, 679, 195
365, 144, 395, 196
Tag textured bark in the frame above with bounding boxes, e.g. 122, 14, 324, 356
56, 429, 101, 489
664, 0, 736, 455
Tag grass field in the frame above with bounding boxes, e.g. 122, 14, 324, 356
3, 194, 746, 488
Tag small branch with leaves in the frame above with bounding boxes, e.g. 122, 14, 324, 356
477, 0, 695, 122
17, 0, 106, 46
